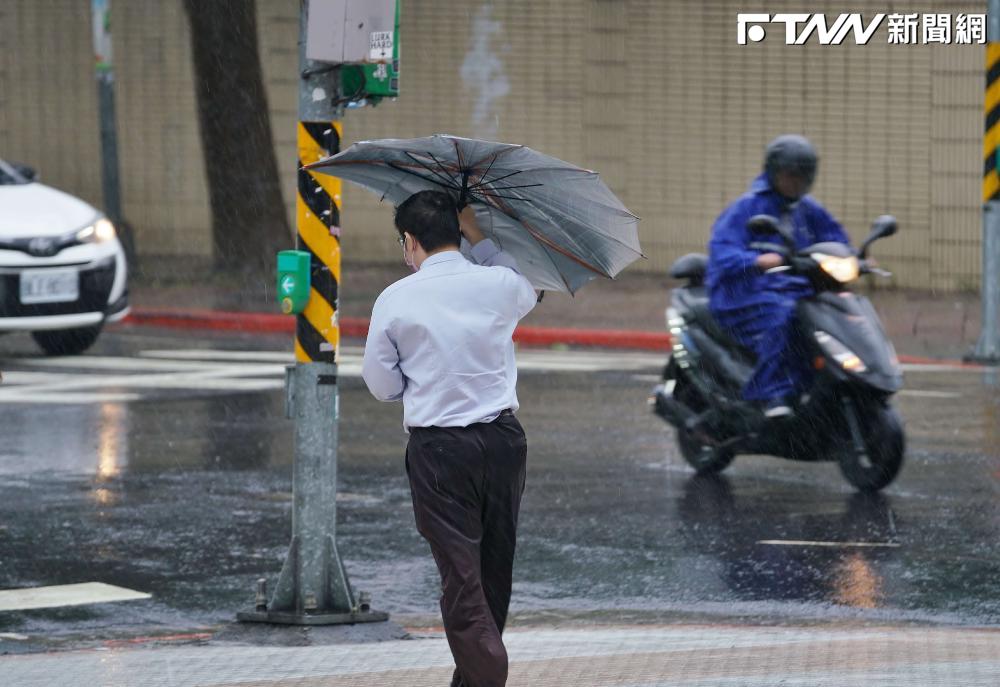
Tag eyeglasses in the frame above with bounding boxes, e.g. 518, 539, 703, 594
397, 235, 405, 247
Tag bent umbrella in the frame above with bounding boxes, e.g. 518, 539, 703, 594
304, 134, 643, 294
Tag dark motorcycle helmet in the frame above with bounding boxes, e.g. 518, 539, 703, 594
764, 134, 818, 200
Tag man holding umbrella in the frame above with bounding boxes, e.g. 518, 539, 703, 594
309, 133, 640, 684
362, 189, 536, 687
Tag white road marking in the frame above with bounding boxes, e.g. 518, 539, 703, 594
757, 540, 900, 548
0, 346, 973, 405
898, 389, 962, 399
2, 391, 142, 404
0, 370, 78, 386
21, 356, 229, 372
140, 349, 300, 363
900, 363, 982, 373
1, 347, 660, 405
0, 582, 150, 611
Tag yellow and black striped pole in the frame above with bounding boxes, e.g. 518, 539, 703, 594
984, 42, 1000, 202
295, 122, 342, 364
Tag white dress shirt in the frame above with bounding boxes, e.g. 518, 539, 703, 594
362, 239, 537, 430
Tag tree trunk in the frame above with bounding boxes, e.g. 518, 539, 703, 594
183, 0, 291, 276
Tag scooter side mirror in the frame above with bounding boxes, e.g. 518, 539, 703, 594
747, 214, 795, 249
859, 215, 897, 258
747, 214, 780, 235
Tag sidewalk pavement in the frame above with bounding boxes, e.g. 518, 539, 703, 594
126, 259, 985, 362
4, 622, 999, 686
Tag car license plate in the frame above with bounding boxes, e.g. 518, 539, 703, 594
19, 269, 80, 305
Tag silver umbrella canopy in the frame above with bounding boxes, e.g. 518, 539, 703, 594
304, 134, 643, 294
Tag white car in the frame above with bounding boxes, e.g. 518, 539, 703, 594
0, 159, 129, 355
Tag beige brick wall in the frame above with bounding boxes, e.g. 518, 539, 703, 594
257, 0, 299, 234
310, 0, 986, 291
1, 1, 988, 291
111, 0, 212, 257
0, 0, 102, 210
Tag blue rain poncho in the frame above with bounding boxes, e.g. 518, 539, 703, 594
706, 173, 850, 402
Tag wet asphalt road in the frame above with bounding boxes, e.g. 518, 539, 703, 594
0, 325, 998, 649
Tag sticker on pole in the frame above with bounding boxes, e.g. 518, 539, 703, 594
369, 31, 393, 61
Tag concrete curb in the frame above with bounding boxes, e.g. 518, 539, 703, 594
121, 307, 983, 367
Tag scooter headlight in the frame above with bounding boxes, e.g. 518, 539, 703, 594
814, 331, 867, 373
811, 252, 859, 284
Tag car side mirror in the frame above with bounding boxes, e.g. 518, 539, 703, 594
859, 215, 897, 258
13, 163, 37, 182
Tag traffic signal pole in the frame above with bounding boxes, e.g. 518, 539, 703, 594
238, 0, 387, 626
92, 0, 122, 226
972, 0, 1000, 364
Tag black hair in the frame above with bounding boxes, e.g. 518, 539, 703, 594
394, 190, 461, 252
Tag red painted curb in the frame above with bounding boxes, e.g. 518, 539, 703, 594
121, 307, 981, 366
513, 327, 670, 351
123, 307, 671, 351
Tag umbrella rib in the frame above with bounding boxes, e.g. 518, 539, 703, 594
486, 194, 610, 283
452, 137, 468, 177
403, 151, 462, 190
484, 197, 573, 292
482, 182, 545, 191
387, 161, 460, 192
469, 168, 524, 190
467, 143, 521, 171
473, 154, 499, 189
470, 190, 534, 202
424, 151, 463, 187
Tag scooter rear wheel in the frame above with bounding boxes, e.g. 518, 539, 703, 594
677, 428, 735, 474
837, 398, 905, 491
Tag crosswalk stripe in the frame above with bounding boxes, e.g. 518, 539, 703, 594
0, 346, 661, 405
0, 582, 150, 611
1, 347, 966, 406
1, 391, 142, 404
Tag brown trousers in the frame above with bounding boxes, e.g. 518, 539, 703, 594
406, 412, 528, 687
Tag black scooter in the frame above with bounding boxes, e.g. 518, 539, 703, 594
650, 215, 905, 491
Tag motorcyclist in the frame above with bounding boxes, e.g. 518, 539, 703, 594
706, 135, 851, 418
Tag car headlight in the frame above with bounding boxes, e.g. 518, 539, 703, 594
814, 331, 867, 372
811, 252, 859, 283
76, 217, 117, 243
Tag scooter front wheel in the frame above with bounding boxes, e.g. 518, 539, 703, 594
837, 397, 905, 491
677, 427, 735, 474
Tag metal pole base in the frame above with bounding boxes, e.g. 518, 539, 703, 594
236, 608, 390, 625
964, 350, 1000, 365
235, 534, 391, 625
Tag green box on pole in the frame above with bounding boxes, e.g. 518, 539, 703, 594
276, 250, 311, 315
340, 0, 400, 103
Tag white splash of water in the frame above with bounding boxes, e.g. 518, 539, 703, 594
460, 5, 510, 139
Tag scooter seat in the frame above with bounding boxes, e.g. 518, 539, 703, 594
674, 287, 756, 364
